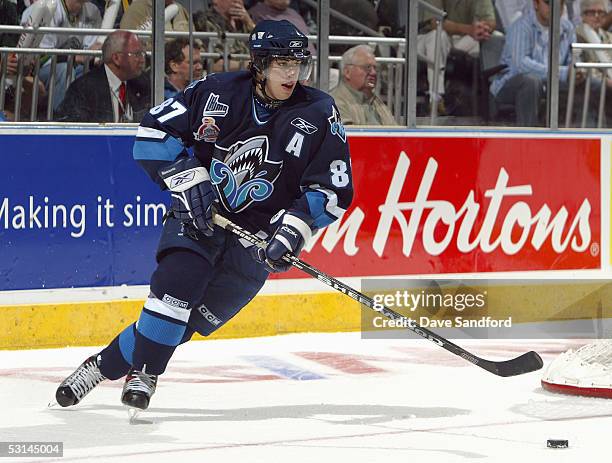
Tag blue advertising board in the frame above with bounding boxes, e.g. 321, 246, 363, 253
0, 131, 168, 291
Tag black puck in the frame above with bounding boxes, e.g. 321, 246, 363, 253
547, 439, 569, 448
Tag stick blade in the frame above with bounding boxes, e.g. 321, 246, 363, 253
484, 351, 544, 377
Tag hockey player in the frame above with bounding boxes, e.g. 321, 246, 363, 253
54, 19, 353, 411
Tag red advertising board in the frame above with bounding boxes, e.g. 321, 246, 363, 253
274, 136, 601, 278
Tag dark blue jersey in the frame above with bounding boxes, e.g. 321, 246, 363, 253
133, 71, 353, 235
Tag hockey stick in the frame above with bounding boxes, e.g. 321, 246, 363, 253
213, 214, 543, 377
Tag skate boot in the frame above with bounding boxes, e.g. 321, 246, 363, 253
121, 368, 157, 410
55, 355, 107, 407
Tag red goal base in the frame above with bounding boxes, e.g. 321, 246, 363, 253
541, 380, 612, 399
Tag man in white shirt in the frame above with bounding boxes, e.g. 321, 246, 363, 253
56, 30, 150, 122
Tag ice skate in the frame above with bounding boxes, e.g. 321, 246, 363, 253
55, 355, 106, 407
121, 368, 157, 411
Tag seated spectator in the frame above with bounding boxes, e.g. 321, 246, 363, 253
576, 0, 612, 84
418, 0, 496, 112
489, 0, 576, 126
164, 38, 204, 99
120, 0, 189, 37
193, 0, 254, 72
248, 0, 315, 54
20, 0, 102, 111
330, 44, 396, 125
55, 30, 150, 123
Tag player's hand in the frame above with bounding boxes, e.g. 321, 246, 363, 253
159, 157, 216, 237
258, 212, 312, 273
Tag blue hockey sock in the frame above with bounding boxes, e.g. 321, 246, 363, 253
98, 323, 135, 380
131, 295, 191, 375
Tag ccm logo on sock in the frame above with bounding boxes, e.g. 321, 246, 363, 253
162, 294, 189, 310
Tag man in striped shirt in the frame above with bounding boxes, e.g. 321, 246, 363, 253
490, 0, 577, 126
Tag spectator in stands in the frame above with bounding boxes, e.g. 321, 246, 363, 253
248, 0, 315, 54
164, 38, 204, 99
120, 0, 189, 37
330, 44, 396, 125
55, 30, 150, 123
576, 0, 612, 84
193, 0, 254, 72
20, 0, 102, 111
490, 0, 576, 126
418, 0, 496, 115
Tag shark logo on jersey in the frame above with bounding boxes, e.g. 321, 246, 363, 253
291, 117, 318, 134
328, 105, 346, 143
202, 93, 229, 117
210, 136, 282, 212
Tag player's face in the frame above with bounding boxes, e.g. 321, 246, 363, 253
264, 57, 301, 100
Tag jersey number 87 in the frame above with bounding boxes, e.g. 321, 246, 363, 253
150, 98, 187, 123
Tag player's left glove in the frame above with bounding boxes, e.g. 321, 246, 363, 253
258, 212, 312, 273
159, 157, 215, 237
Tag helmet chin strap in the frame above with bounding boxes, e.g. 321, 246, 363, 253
254, 77, 284, 109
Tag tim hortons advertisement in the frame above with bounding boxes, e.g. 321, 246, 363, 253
279, 136, 601, 278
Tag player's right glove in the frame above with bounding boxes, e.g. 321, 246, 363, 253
159, 157, 215, 237
257, 212, 312, 273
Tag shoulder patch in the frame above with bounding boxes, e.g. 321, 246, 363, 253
202, 93, 229, 117
291, 117, 318, 134
327, 105, 346, 143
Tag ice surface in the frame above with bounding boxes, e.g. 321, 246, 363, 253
0, 333, 610, 462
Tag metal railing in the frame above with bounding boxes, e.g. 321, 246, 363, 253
566, 43, 612, 129
0, 25, 412, 123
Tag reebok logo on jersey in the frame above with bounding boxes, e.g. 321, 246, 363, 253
162, 294, 189, 310
198, 305, 222, 326
291, 117, 317, 134
202, 93, 229, 117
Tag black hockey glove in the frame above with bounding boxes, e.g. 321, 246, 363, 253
159, 157, 215, 237
258, 212, 312, 273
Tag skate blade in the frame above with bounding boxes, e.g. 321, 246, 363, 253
128, 407, 140, 422
127, 407, 152, 424
47, 400, 59, 409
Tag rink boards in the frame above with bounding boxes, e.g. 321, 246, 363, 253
1, 127, 611, 348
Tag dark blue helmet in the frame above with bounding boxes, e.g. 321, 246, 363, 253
248, 20, 312, 107
249, 19, 310, 60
